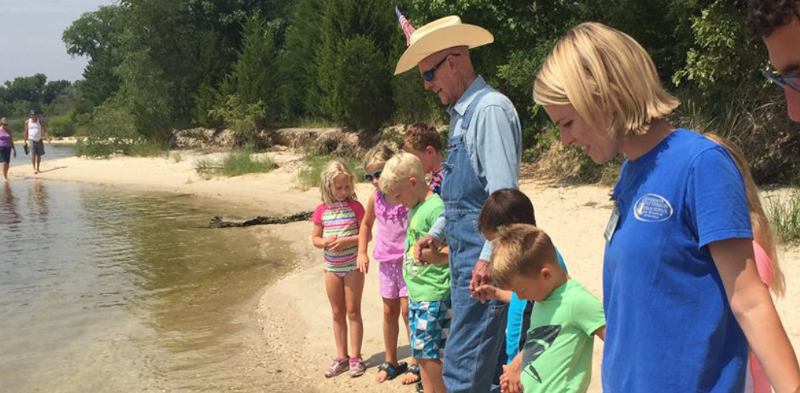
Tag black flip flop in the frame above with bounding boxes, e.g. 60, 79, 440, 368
377, 361, 408, 381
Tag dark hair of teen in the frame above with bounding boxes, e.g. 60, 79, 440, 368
478, 189, 536, 234
747, 0, 800, 37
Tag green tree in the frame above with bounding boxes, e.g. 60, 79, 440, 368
4, 74, 47, 105
315, 0, 396, 129
336, 35, 393, 130
193, 30, 230, 128
43, 80, 72, 105
279, 0, 325, 120
229, 14, 281, 125
63, 5, 124, 107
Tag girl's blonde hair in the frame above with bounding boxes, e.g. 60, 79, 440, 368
533, 22, 680, 139
364, 143, 395, 169
319, 159, 358, 205
705, 133, 785, 296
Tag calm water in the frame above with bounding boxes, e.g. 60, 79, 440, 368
9, 144, 76, 169
0, 179, 300, 392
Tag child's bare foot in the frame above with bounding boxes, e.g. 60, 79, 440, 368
403, 364, 421, 385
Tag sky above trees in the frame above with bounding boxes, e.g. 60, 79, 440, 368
0, 0, 114, 83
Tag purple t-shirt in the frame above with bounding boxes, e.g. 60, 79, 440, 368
372, 190, 408, 263
0, 128, 11, 148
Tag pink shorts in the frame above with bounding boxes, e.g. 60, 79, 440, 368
379, 259, 407, 299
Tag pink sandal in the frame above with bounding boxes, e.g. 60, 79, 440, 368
325, 357, 349, 378
349, 356, 366, 378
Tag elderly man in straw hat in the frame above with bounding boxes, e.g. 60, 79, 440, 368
397, 14, 522, 393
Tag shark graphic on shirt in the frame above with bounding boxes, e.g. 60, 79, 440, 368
522, 325, 562, 383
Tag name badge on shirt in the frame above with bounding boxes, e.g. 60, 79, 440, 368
604, 206, 620, 243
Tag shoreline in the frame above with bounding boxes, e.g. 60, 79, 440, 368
9, 150, 800, 392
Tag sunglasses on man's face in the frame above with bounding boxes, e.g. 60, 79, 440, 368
365, 170, 382, 182
422, 53, 461, 82
762, 65, 800, 93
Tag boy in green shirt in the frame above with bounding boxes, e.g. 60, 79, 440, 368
380, 152, 449, 393
489, 224, 605, 393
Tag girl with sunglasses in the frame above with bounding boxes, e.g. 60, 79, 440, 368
356, 143, 419, 385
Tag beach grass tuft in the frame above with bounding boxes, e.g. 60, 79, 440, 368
766, 190, 800, 244
127, 140, 170, 157
219, 151, 275, 176
193, 151, 275, 177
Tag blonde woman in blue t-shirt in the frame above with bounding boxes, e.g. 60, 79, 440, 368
533, 22, 800, 392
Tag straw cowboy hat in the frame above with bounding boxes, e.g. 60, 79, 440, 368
394, 16, 493, 75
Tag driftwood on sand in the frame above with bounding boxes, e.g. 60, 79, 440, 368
209, 211, 313, 228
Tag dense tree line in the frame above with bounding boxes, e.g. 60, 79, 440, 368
60, 0, 798, 181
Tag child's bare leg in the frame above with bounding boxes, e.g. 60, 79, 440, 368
30, 154, 36, 173
402, 296, 420, 384
35, 155, 41, 173
344, 270, 365, 358
376, 297, 401, 382
3, 162, 8, 180
325, 272, 348, 359
418, 358, 446, 393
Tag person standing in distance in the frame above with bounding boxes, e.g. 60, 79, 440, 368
23, 110, 51, 175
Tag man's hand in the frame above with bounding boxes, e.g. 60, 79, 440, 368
11, 148, 16, 158
357, 252, 370, 274
469, 260, 492, 301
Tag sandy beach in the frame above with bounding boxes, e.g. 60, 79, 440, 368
10, 149, 800, 392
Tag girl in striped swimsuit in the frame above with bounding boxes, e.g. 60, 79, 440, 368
312, 159, 366, 378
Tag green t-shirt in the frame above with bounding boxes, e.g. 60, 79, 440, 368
521, 279, 605, 393
403, 194, 449, 302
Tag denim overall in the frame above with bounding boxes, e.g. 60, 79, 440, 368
441, 89, 508, 393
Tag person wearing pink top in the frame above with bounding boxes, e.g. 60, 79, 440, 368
357, 144, 420, 385
748, 241, 776, 393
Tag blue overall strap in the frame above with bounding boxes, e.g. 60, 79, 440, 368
460, 88, 492, 130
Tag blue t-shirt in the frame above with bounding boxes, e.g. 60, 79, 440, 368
506, 248, 568, 363
602, 129, 752, 392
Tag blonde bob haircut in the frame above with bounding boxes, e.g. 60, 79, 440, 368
364, 143, 395, 170
490, 224, 558, 290
378, 151, 425, 193
533, 22, 680, 138
319, 159, 358, 205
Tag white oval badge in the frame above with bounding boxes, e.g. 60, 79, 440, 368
633, 193, 673, 222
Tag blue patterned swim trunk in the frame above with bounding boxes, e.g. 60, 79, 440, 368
409, 296, 452, 359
